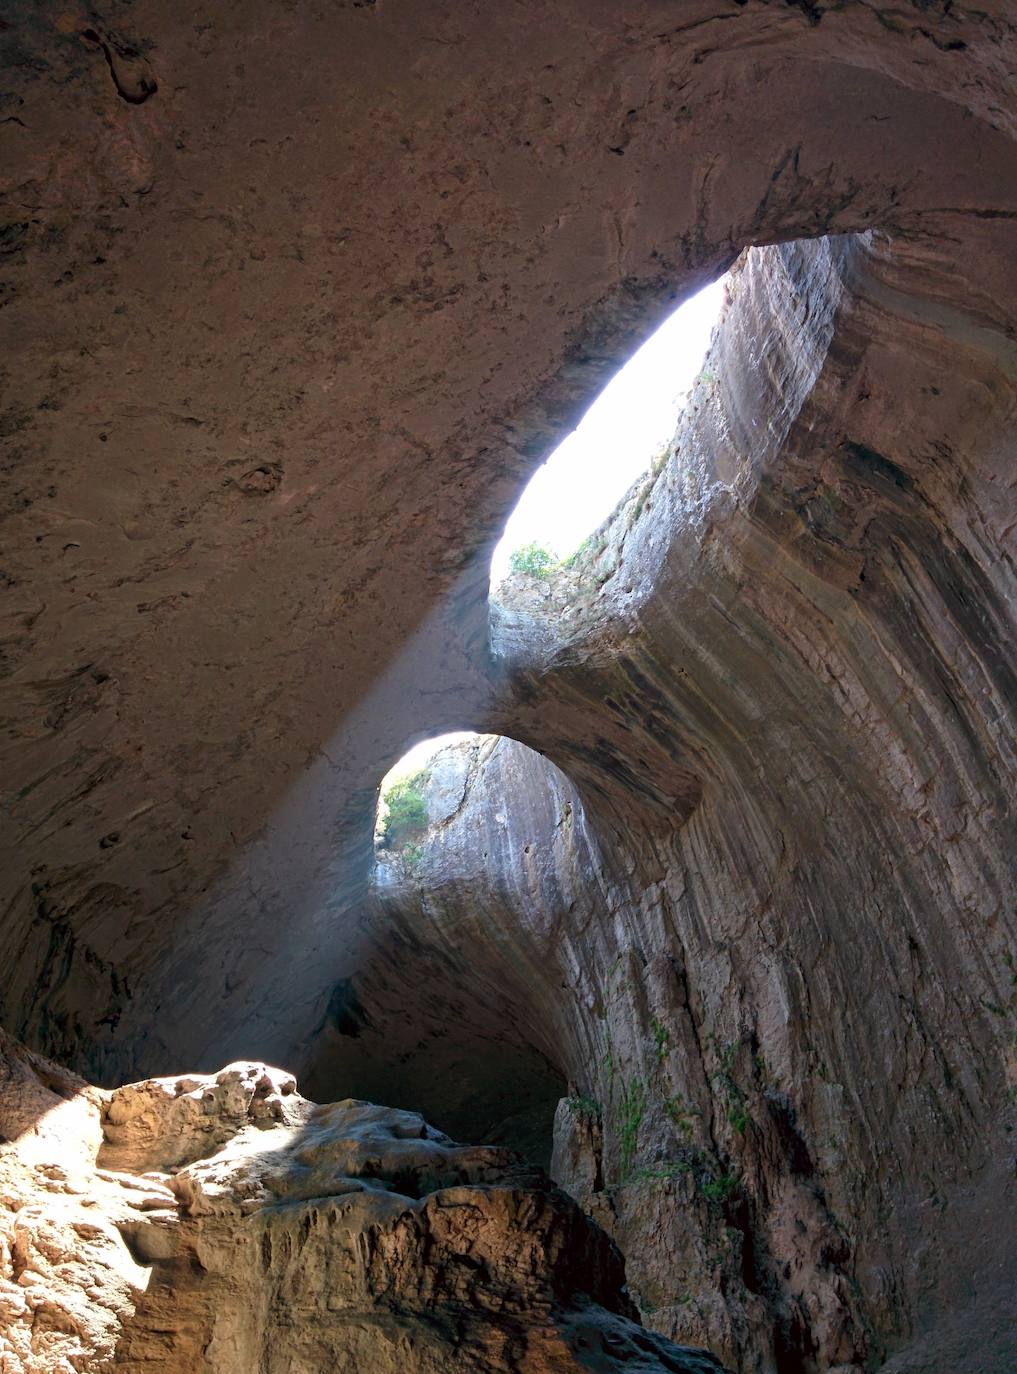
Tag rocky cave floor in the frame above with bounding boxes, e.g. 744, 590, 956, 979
0, 1027, 729, 1374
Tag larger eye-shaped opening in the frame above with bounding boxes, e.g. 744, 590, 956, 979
490, 277, 726, 590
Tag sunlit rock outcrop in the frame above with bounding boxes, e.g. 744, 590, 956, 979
0, 1028, 727, 1373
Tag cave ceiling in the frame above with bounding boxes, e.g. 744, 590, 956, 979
2, 0, 1016, 1087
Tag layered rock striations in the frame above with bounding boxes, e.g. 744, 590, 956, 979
358, 734, 872, 1372
0, 1027, 727, 1373
3, 0, 1017, 1087
332, 233, 1017, 1372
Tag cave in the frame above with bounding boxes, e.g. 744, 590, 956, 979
2, 5, 1017, 1373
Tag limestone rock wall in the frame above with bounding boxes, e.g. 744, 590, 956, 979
335, 232, 1017, 1372
3, 7, 1017, 1374
358, 734, 870, 1371
505, 232, 1017, 1373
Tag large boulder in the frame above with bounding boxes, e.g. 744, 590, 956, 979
0, 1027, 728, 1373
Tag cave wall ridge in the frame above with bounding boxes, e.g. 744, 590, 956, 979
342, 233, 1017, 1371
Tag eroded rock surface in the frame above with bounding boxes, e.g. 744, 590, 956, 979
3, 1, 1017, 1089
0, 1030, 145, 1372
0, 1027, 728, 1373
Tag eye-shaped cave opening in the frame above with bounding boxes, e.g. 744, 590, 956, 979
374, 730, 477, 858
308, 228, 1017, 1373
486, 231, 862, 695
335, 729, 592, 1169
329, 234, 861, 1177
489, 273, 727, 594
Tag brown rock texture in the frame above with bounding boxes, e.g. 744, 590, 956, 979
0, 1027, 727, 1373
2, 0, 1017, 1079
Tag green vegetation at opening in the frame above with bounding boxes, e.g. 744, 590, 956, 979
378, 771, 429, 850
508, 541, 559, 578
562, 532, 607, 568
507, 532, 612, 579
502, 530, 612, 589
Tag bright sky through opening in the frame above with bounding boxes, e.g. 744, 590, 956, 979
385, 282, 727, 787
381, 732, 478, 789
490, 277, 726, 584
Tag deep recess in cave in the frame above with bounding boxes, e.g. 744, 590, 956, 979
3, 6, 1017, 1373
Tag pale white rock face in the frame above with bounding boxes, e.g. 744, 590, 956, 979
0, 1027, 729, 1373
0, 1031, 145, 1373
100, 1061, 304, 1175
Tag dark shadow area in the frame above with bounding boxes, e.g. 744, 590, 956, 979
306, 1016, 566, 1171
